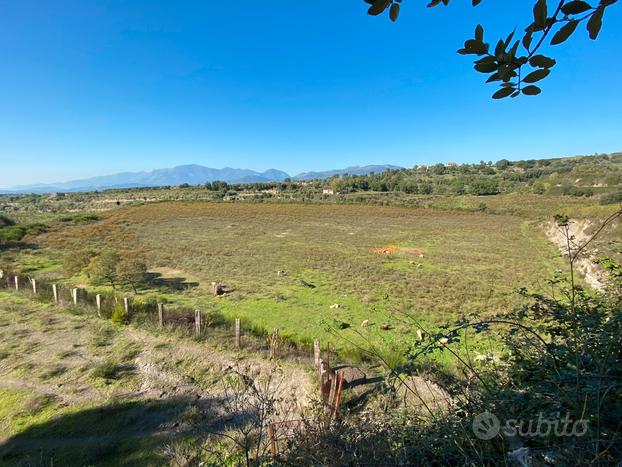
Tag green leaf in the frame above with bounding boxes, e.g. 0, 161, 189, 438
492, 87, 515, 99
465, 39, 489, 55
533, 0, 548, 30
475, 24, 484, 42
587, 7, 604, 40
368, 0, 392, 16
561, 1, 592, 15
522, 85, 542, 95
523, 68, 550, 83
474, 62, 498, 73
389, 3, 400, 21
551, 20, 579, 45
522, 30, 534, 50
529, 54, 556, 68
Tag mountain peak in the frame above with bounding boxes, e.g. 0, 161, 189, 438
0, 163, 402, 194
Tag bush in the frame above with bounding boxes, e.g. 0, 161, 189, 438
0, 222, 48, 242
111, 302, 128, 324
59, 213, 100, 224
91, 360, 122, 380
600, 191, 622, 205
468, 177, 500, 196
0, 215, 15, 229
561, 185, 594, 197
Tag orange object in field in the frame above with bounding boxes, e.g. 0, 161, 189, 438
371, 245, 397, 255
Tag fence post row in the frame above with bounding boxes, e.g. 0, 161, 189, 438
30, 278, 37, 295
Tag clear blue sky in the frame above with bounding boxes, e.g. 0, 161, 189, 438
0, 1, 620, 187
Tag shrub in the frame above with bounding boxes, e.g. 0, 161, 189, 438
59, 213, 100, 224
600, 191, 622, 205
468, 177, 500, 196
0, 222, 47, 242
110, 302, 128, 324
0, 215, 15, 228
91, 360, 122, 380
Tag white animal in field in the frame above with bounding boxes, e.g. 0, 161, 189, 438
361, 320, 369, 327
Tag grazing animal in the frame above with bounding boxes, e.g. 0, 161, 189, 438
300, 279, 316, 289
361, 320, 369, 327
330, 304, 340, 309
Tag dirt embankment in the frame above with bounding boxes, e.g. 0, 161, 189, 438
544, 219, 608, 291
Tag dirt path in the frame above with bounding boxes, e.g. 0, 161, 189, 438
126, 326, 312, 408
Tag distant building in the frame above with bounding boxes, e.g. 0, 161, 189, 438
415, 165, 428, 171
322, 189, 335, 195
445, 163, 458, 168
46, 192, 66, 199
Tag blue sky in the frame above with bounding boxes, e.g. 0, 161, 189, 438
0, 1, 620, 187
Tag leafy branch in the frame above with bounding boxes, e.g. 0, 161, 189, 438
364, 0, 619, 98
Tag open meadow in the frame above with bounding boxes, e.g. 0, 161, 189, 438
7, 201, 569, 357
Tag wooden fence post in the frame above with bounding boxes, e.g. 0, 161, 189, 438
235, 318, 241, 348
195, 310, 202, 337
124, 297, 130, 316
158, 303, 164, 329
314, 339, 321, 369
96, 294, 102, 318
332, 372, 345, 419
0, 269, 4, 280
14, 276, 19, 291
270, 328, 280, 359
30, 278, 37, 295
52, 284, 59, 304
268, 423, 277, 461
326, 342, 331, 369
72, 288, 78, 305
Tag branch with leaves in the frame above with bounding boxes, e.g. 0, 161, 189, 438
364, 0, 619, 98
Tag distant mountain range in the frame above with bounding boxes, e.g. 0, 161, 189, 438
0, 164, 401, 194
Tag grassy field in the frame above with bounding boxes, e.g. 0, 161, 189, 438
0, 292, 310, 466
10, 201, 567, 356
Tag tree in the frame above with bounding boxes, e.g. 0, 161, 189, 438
86, 250, 120, 289
116, 257, 148, 293
495, 158, 511, 170
364, 0, 618, 98
468, 176, 500, 195
0, 215, 15, 229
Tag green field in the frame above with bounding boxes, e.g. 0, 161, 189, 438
7, 201, 567, 355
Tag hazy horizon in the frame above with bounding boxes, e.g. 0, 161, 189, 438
2, 152, 618, 190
